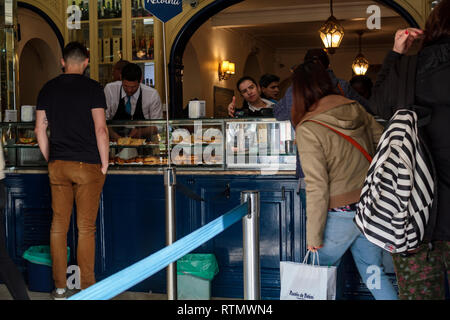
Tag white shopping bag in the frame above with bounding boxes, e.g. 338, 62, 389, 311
280, 250, 337, 300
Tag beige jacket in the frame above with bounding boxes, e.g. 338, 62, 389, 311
295, 95, 383, 247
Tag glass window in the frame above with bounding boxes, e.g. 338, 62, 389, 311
132, 0, 152, 18
136, 62, 155, 87
98, 20, 122, 86
132, 18, 154, 61
98, 0, 122, 19
67, 0, 90, 21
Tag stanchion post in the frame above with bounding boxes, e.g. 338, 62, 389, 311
241, 191, 260, 300
164, 167, 177, 300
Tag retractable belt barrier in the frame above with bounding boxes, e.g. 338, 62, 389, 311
69, 202, 248, 300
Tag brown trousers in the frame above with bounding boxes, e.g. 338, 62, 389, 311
48, 160, 105, 289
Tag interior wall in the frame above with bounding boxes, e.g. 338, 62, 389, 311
275, 44, 394, 92
17, 7, 61, 107
243, 53, 262, 81
184, 19, 276, 117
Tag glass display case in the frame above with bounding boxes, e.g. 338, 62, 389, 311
1, 119, 297, 171
225, 119, 296, 171
108, 119, 225, 169
0, 122, 46, 167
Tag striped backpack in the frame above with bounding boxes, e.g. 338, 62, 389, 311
354, 56, 437, 254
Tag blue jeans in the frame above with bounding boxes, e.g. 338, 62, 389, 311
317, 210, 398, 300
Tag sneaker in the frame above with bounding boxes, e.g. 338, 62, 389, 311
52, 288, 67, 300
67, 288, 81, 298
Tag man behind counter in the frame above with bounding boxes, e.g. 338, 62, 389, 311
104, 62, 162, 121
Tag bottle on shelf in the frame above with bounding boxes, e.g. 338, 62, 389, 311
132, 39, 137, 59
132, 0, 137, 17
105, 0, 111, 19
137, 0, 144, 17
112, 0, 117, 18
117, 0, 122, 18
98, 0, 102, 18
139, 38, 147, 59
147, 37, 154, 60
81, 1, 89, 20
99, 0, 106, 19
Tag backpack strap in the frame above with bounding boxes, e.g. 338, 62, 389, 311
398, 55, 418, 109
306, 119, 373, 163
337, 83, 345, 96
398, 56, 438, 245
397, 55, 432, 126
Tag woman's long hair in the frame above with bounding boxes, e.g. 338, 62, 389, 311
422, 0, 450, 48
291, 60, 336, 127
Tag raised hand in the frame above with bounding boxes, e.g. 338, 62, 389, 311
393, 28, 424, 55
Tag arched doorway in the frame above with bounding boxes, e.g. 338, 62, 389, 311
17, 4, 63, 107
243, 53, 262, 82
182, 42, 203, 112
169, 0, 419, 118
19, 38, 60, 106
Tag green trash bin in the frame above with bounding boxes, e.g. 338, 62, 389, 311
22, 245, 70, 292
176, 253, 219, 300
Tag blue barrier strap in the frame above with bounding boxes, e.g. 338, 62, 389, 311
69, 203, 248, 300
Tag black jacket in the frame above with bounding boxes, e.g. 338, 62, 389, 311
370, 37, 450, 241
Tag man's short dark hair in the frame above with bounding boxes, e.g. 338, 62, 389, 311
63, 42, 89, 63
259, 74, 280, 88
304, 48, 330, 69
236, 76, 258, 92
350, 75, 373, 89
114, 60, 130, 72
121, 63, 142, 82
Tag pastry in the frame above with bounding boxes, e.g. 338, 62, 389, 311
115, 157, 125, 164
143, 156, 159, 165
129, 138, 145, 146
117, 137, 145, 146
117, 137, 131, 145
19, 137, 37, 144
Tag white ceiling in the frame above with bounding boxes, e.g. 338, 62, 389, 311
210, 0, 410, 50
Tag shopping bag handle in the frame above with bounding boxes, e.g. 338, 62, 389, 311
302, 250, 320, 266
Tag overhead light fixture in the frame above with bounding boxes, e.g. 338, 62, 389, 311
218, 60, 235, 81
352, 31, 370, 75
318, 0, 345, 54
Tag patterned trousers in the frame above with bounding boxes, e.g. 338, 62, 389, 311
392, 241, 450, 300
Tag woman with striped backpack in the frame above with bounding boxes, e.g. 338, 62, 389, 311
366, 0, 450, 300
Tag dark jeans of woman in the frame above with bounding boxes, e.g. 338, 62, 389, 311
0, 180, 30, 300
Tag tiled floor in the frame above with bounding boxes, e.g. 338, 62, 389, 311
0, 284, 168, 300
0, 284, 235, 300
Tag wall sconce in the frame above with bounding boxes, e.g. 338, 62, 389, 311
318, 0, 344, 54
218, 60, 235, 81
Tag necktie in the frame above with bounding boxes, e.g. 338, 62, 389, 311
125, 96, 132, 115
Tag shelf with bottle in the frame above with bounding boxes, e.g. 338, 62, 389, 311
68, 0, 90, 21
131, 17, 154, 61
97, 23, 123, 65
97, 0, 123, 19
131, 0, 152, 18
132, 37, 154, 61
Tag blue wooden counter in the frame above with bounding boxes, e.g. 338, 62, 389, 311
3, 170, 391, 299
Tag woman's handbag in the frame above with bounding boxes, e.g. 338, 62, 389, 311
280, 250, 337, 300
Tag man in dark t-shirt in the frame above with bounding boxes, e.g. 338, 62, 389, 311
35, 42, 109, 299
